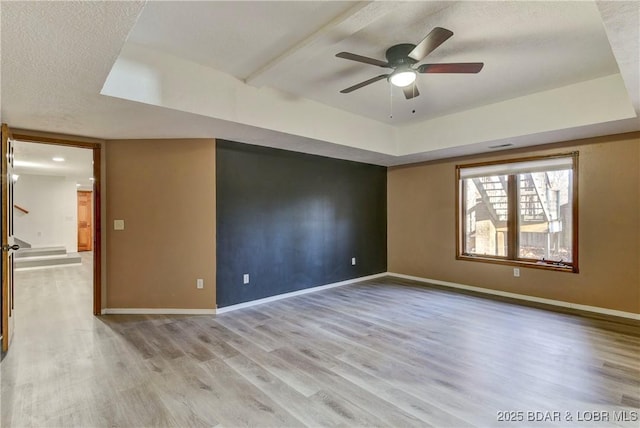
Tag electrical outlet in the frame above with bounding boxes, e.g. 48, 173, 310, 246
351, 257, 356, 265
243, 274, 250, 285
196, 278, 204, 289
513, 268, 520, 277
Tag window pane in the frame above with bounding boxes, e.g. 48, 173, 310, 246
463, 175, 508, 257
518, 170, 572, 262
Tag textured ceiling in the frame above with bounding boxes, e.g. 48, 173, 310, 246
128, 1, 356, 81
0, 1, 147, 135
1, 1, 638, 166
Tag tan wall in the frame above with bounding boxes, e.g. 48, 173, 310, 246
106, 139, 216, 309
388, 132, 640, 314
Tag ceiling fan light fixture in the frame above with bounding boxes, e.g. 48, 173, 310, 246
389, 70, 416, 87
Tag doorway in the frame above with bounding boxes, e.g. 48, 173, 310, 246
77, 191, 93, 252
11, 133, 101, 315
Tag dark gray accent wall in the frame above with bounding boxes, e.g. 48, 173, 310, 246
216, 140, 387, 307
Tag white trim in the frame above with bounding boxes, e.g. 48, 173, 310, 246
215, 273, 387, 314
389, 272, 640, 321
102, 308, 216, 315
459, 156, 574, 178
99, 273, 639, 321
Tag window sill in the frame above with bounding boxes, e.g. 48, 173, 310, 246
457, 254, 578, 273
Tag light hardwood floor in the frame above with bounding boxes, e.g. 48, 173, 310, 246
1, 257, 639, 427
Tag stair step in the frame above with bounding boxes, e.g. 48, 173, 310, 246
15, 238, 32, 249
15, 246, 67, 259
15, 253, 82, 270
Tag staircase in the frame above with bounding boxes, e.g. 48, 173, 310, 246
472, 176, 508, 225
15, 246, 82, 270
519, 173, 558, 223
15, 237, 32, 249
469, 172, 567, 260
472, 173, 559, 225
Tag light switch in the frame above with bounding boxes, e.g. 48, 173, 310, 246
114, 219, 125, 230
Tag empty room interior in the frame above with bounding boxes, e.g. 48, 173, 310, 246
1, 1, 639, 427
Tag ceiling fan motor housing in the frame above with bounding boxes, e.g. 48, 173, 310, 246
385, 44, 419, 66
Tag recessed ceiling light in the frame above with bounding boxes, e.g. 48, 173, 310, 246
52, 157, 65, 162
89, 177, 95, 181
76, 183, 81, 187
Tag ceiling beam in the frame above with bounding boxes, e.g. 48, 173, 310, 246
244, 1, 399, 87
596, 1, 640, 114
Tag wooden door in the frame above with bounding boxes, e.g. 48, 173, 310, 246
2, 124, 17, 352
77, 191, 92, 252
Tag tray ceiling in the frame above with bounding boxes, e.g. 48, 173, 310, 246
1, 1, 638, 165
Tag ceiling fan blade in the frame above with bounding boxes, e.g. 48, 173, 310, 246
340, 74, 390, 93
417, 63, 484, 73
408, 27, 454, 62
336, 52, 391, 68
402, 84, 420, 99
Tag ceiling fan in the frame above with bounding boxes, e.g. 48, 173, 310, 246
336, 27, 484, 99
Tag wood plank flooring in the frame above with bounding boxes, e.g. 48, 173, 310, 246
1, 257, 639, 427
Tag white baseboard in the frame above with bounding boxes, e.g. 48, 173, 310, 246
101, 273, 387, 315
215, 272, 388, 314
100, 272, 638, 321
102, 308, 216, 315
388, 272, 640, 321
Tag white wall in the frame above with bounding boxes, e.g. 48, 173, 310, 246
14, 174, 78, 252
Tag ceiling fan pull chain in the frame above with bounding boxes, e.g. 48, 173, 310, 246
389, 83, 393, 119
412, 85, 417, 114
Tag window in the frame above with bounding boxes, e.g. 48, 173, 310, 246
456, 153, 578, 272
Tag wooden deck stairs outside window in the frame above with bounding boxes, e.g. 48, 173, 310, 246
469, 173, 567, 260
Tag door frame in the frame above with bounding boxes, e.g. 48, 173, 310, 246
2, 124, 16, 352
12, 132, 103, 315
